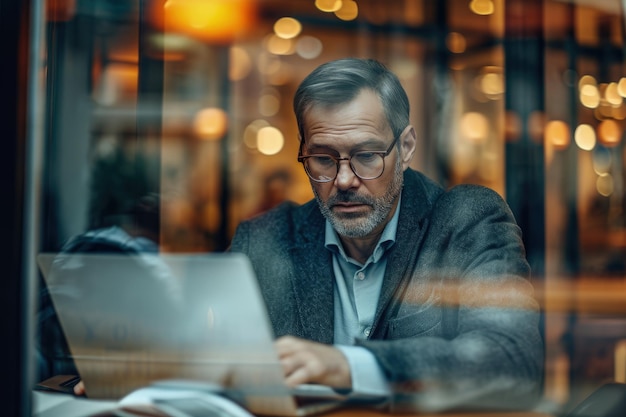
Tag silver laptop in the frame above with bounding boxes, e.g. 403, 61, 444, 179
37, 252, 352, 416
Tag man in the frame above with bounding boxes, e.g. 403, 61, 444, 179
230, 58, 543, 412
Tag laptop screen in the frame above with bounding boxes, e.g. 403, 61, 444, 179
37, 253, 291, 403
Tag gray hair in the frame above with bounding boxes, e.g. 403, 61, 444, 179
293, 58, 410, 142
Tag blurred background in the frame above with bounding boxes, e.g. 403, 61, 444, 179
4, 0, 626, 415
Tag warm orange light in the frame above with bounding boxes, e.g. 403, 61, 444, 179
618, 77, 626, 97
316, 0, 342, 12
153, 0, 257, 44
229, 46, 252, 81
578, 74, 597, 90
335, 0, 358, 21
580, 84, 600, 109
257, 126, 284, 155
446, 32, 467, 54
274, 17, 302, 39
469, 0, 494, 16
460, 112, 489, 144
605, 82, 623, 107
265, 34, 295, 55
243, 119, 270, 149
597, 119, 622, 147
504, 111, 522, 142
194, 108, 228, 140
545, 120, 570, 150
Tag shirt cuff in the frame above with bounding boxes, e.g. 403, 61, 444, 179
335, 345, 391, 398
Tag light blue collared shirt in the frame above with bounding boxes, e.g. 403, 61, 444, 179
324, 197, 401, 397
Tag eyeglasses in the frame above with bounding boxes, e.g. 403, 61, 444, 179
297, 136, 400, 183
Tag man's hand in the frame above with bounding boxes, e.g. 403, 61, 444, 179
275, 336, 352, 389
73, 380, 85, 396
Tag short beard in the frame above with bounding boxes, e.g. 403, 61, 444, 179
313, 158, 404, 238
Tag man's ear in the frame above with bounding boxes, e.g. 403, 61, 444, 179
400, 125, 417, 170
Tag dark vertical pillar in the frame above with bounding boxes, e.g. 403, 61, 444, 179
217, 46, 231, 251
425, 0, 453, 186
504, 0, 546, 282
563, 3, 580, 276
136, 0, 163, 243
504, 0, 546, 393
0, 0, 31, 415
560, 5, 581, 402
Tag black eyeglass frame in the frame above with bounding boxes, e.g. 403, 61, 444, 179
297, 135, 401, 183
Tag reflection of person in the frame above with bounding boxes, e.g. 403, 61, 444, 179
37, 141, 162, 384
37, 195, 183, 397
230, 58, 543, 412
37, 194, 163, 382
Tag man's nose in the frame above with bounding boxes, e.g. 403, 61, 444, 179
335, 160, 360, 189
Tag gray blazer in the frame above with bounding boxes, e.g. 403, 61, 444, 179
230, 169, 543, 412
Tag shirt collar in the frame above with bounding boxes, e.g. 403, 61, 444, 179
324, 195, 401, 265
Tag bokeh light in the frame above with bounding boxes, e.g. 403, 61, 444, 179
156, 0, 257, 43
460, 112, 489, 144
316, 0, 342, 12
257, 126, 284, 155
243, 119, 270, 149
194, 107, 228, 141
597, 119, 622, 147
229, 46, 251, 81
480, 72, 505, 99
446, 32, 467, 54
596, 173, 614, 197
618, 77, 626, 97
274, 17, 302, 39
574, 124, 596, 151
545, 120, 570, 150
469, 0, 495, 15
605, 82, 623, 107
296, 36, 323, 59
612, 104, 626, 120
578, 74, 597, 90
504, 111, 522, 142
580, 84, 600, 109
265, 34, 295, 55
335, 0, 358, 21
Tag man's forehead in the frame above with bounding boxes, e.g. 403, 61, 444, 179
302, 136, 392, 156
302, 93, 390, 134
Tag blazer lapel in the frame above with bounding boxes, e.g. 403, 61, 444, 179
370, 170, 434, 338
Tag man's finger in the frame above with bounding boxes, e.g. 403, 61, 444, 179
284, 366, 311, 388
275, 335, 300, 356
73, 380, 85, 396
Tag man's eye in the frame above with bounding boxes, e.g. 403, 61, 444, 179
354, 152, 378, 163
312, 155, 335, 166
